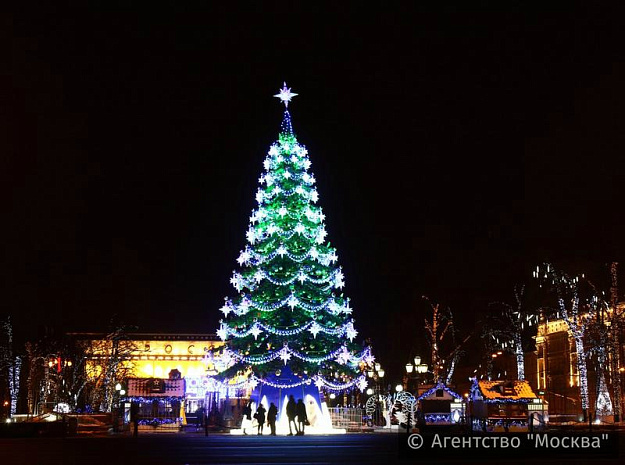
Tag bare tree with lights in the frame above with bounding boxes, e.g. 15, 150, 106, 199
486, 285, 539, 380
535, 263, 595, 421
422, 296, 468, 385
83, 323, 137, 413
0, 317, 21, 417
479, 323, 501, 380
608, 262, 623, 422
585, 263, 624, 420
587, 297, 614, 418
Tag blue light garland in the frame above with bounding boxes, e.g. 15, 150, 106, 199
417, 382, 462, 401
222, 344, 371, 366
218, 319, 358, 341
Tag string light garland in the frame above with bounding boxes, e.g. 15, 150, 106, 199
217, 320, 358, 341
230, 267, 344, 291
417, 382, 462, 401
220, 294, 352, 316
222, 344, 371, 366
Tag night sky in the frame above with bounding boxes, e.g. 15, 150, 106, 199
2, 5, 624, 382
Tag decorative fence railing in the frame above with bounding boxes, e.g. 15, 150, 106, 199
328, 407, 366, 431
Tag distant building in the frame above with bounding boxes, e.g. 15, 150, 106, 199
69, 332, 227, 415
532, 302, 625, 421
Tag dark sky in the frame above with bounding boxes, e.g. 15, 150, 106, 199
2, 5, 624, 381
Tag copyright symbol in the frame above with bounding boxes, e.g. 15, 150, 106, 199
407, 433, 424, 449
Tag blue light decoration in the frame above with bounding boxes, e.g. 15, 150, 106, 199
211, 84, 373, 421
123, 396, 184, 404
424, 413, 452, 423
217, 320, 358, 341
417, 382, 462, 401
137, 418, 181, 426
221, 344, 372, 367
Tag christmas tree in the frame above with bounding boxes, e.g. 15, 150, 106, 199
215, 84, 371, 409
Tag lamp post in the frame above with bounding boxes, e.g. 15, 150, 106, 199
367, 364, 386, 426
113, 383, 122, 433
405, 355, 430, 396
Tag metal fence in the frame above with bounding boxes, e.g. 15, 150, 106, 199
127, 399, 183, 432
328, 407, 367, 431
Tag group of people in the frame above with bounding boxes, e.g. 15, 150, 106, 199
242, 395, 308, 436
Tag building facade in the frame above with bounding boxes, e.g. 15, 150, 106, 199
71, 332, 227, 415
532, 302, 625, 421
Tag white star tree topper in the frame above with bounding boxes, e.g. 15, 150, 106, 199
274, 82, 298, 108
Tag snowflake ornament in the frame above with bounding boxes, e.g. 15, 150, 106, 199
220, 300, 233, 317
238, 298, 251, 314
356, 377, 368, 392
250, 323, 262, 340
309, 322, 322, 338
237, 249, 251, 266
345, 321, 358, 341
336, 346, 351, 365
287, 293, 298, 310
335, 270, 345, 289
217, 323, 229, 341
278, 346, 292, 365
230, 273, 243, 291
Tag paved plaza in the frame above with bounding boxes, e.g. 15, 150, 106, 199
2, 431, 625, 465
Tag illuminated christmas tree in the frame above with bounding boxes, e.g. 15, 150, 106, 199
215, 84, 371, 423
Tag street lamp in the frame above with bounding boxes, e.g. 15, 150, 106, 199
113, 383, 123, 433
405, 355, 430, 395
365, 363, 386, 426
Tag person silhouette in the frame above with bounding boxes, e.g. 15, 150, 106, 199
267, 402, 278, 436
256, 404, 266, 435
241, 401, 252, 435
286, 395, 298, 436
296, 399, 308, 435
